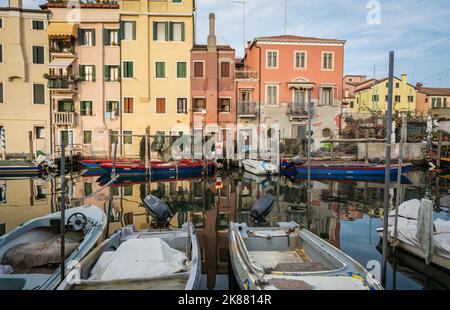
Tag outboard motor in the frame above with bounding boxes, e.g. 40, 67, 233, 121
143, 195, 173, 229
250, 194, 276, 226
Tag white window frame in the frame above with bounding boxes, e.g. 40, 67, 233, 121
219, 60, 232, 79
176, 97, 189, 114
294, 50, 307, 70
193, 60, 205, 78
123, 96, 135, 114
82, 130, 93, 145
31, 45, 45, 64
58, 129, 74, 146
107, 29, 119, 46
265, 83, 279, 106
122, 60, 134, 79
321, 51, 335, 71
31, 19, 45, 31
193, 96, 206, 112
122, 21, 135, 41
35, 126, 45, 139
32, 83, 46, 105
155, 22, 167, 42
107, 65, 120, 82
171, 22, 183, 42
219, 97, 232, 113
81, 64, 95, 82
154, 61, 167, 79
155, 97, 167, 115
82, 29, 94, 47
176, 61, 188, 80
319, 87, 334, 106
266, 50, 279, 69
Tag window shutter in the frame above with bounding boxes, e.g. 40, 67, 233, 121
119, 21, 124, 40
118, 65, 121, 79
91, 29, 96, 46
105, 65, 110, 81
103, 29, 109, 46
153, 22, 157, 40
132, 21, 136, 40
92, 65, 96, 82
165, 22, 169, 41
78, 29, 83, 45
181, 22, 185, 41
32, 47, 37, 63
79, 65, 85, 81
169, 22, 173, 41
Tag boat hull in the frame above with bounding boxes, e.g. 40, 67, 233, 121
100, 162, 215, 177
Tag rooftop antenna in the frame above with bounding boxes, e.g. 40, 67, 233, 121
284, 0, 289, 35
233, 0, 246, 58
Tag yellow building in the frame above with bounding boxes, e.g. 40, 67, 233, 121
0, 0, 50, 157
119, 0, 194, 155
354, 74, 417, 114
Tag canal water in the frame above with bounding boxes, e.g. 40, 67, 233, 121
0, 170, 449, 290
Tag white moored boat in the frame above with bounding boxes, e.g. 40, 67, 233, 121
0, 205, 106, 290
229, 221, 383, 290
242, 159, 279, 176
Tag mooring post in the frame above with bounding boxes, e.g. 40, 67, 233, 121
437, 131, 443, 169
1, 127, 6, 160
145, 127, 151, 177
307, 91, 313, 210
28, 131, 34, 161
382, 51, 395, 288
59, 135, 66, 283
108, 129, 112, 160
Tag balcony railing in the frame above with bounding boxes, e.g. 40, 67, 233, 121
288, 102, 308, 118
47, 77, 76, 90
235, 71, 258, 80
49, 46, 75, 54
54, 112, 76, 126
237, 102, 258, 118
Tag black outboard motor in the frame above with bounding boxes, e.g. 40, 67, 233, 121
250, 194, 276, 226
143, 195, 173, 229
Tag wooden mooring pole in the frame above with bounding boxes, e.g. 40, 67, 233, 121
59, 136, 66, 283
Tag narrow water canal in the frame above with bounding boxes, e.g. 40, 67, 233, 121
0, 170, 449, 290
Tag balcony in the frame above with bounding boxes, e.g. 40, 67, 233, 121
47, 76, 77, 91
288, 102, 309, 120
235, 71, 258, 81
431, 107, 450, 119
53, 112, 76, 127
237, 102, 258, 118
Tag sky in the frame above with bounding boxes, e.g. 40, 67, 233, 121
2, 0, 450, 87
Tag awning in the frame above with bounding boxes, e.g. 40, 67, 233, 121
287, 82, 315, 90
48, 23, 78, 38
48, 57, 76, 69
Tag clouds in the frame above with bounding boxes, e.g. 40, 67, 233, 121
3, 0, 449, 86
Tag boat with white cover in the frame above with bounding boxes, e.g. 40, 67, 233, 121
242, 159, 279, 176
377, 199, 450, 271
0, 205, 106, 290
229, 221, 383, 290
58, 222, 201, 290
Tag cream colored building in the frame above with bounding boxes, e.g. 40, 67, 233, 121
120, 0, 195, 155
0, 0, 50, 157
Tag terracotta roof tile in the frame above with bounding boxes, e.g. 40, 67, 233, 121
254, 34, 346, 44
192, 45, 235, 52
418, 87, 450, 96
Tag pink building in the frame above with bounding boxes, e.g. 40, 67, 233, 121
191, 14, 236, 150
236, 35, 346, 152
44, 2, 121, 158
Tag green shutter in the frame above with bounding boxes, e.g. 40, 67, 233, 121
169, 22, 174, 41
153, 22, 157, 40
181, 22, 185, 41
92, 65, 96, 82
132, 21, 136, 40
79, 65, 85, 81
91, 29, 96, 46
118, 65, 121, 79
119, 21, 124, 40
105, 65, 110, 81
78, 29, 83, 45
103, 29, 109, 46
165, 22, 169, 41
129, 63, 133, 77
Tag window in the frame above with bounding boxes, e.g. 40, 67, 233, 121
78, 29, 95, 46
177, 62, 187, 79
396, 83, 400, 88
0, 83, 3, 103
385, 95, 389, 102
106, 101, 120, 120
445, 98, 448, 108
220, 62, 231, 78
57, 101, 74, 112
121, 21, 136, 40
322, 52, 334, 70
155, 62, 166, 78
32, 46, 44, 64
408, 96, 414, 103
123, 131, 133, 144
105, 65, 120, 82
0, 44, 2, 62
172, 0, 183, 3
372, 95, 379, 102
111, 131, 119, 144
437, 98, 442, 107
123, 61, 134, 78
386, 82, 389, 88
33, 84, 45, 104
80, 101, 93, 116
0, 18, 3, 29
266, 84, 278, 106
124, 98, 134, 113
322, 128, 331, 138
79, 65, 96, 82
395, 95, 401, 103
177, 98, 188, 113
84, 182, 93, 196
123, 185, 133, 196
295, 51, 306, 69
170, 22, 184, 41
267, 51, 278, 68
32, 20, 44, 30
156, 98, 166, 114
83, 130, 92, 144
154, 22, 168, 41
193, 98, 206, 112
320, 87, 333, 106
104, 29, 119, 46
35, 127, 45, 139
219, 98, 231, 113
193, 61, 204, 78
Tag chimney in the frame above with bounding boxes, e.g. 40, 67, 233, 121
416, 82, 423, 90
401, 73, 407, 84
9, 0, 23, 8
207, 13, 217, 52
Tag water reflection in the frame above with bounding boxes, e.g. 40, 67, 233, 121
0, 170, 449, 290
